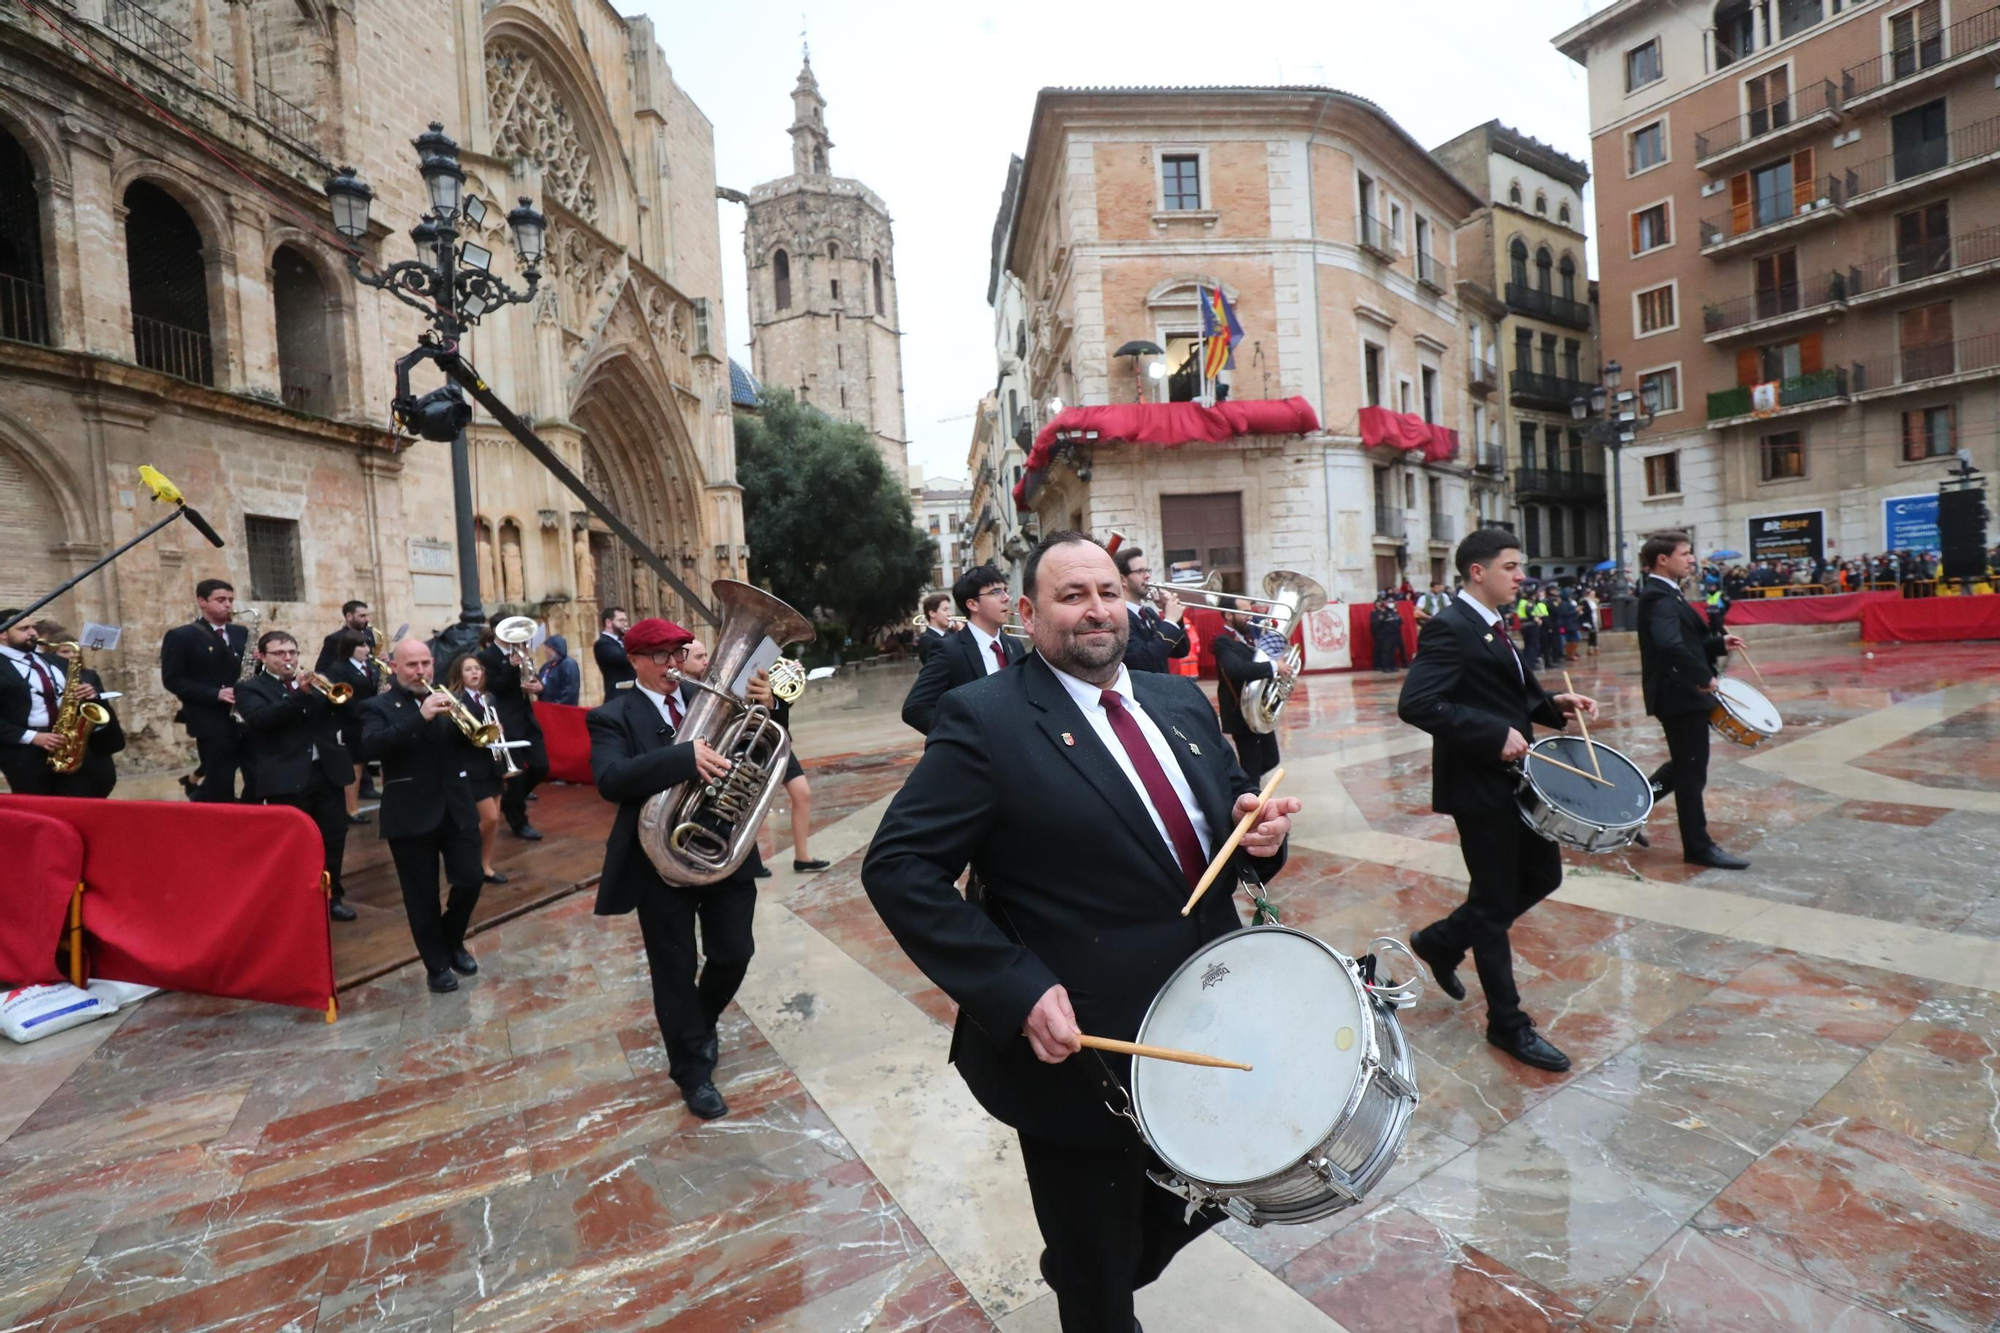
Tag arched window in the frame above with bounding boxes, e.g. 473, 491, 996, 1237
0, 125, 49, 346
124, 181, 212, 384
813, 145, 826, 173
773, 248, 790, 310
1508, 180, 1522, 205
272, 244, 331, 414
872, 257, 884, 316
827, 241, 839, 261
1535, 246, 1553, 293
1715, 0, 1756, 66
1558, 202, 1572, 225
1535, 192, 1548, 216
1558, 254, 1577, 301
1509, 238, 1529, 289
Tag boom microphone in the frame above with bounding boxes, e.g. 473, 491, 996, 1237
180, 505, 227, 548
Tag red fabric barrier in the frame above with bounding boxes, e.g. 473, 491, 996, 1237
0, 796, 334, 1013
1357, 406, 1460, 462
1014, 398, 1321, 506
1725, 591, 1896, 626
1350, 601, 1418, 667
0, 807, 83, 988
1861, 594, 2000, 643
533, 700, 595, 784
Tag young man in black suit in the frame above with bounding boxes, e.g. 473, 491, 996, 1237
477, 620, 548, 842
160, 578, 251, 802
0, 613, 104, 796
587, 617, 773, 1121
31, 625, 124, 799
900, 563, 1025, 735
1397, 527, 1598, 1074
357, 638, 486, 993
314, 600, 376, 675
1114, 544, 1190, 674
916, 592, 954, 663
1637, 532, 1751, 870
1211, 606, 1290, 781
236, 630, 358, 922
593, 606, 635, 693
864, 531, 1300, 1332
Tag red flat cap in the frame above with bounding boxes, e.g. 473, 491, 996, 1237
622, 617, 693, 656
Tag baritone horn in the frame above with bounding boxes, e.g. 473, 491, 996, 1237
494, 615, 538, 668
1240, 570, 1330, 735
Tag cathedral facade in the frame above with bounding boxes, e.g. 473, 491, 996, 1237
742, 60, 909, 479
0, 0, 743, 769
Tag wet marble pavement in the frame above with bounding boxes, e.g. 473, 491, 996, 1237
4, 637, 1998, 1331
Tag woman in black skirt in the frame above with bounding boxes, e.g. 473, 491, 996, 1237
446, 652, 509, 884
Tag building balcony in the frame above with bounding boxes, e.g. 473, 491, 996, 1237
1417, 250, 1450, 293
1468, 353, 1499, 394
1473, 442, 1507, 474
1700, 273, 1848, 344
1503, 282, 1593, 330
1843, 112, 2000, 211
1514, 468, 1607, 500
1694, 77, 1841, 172
0, 272, 51, 347
93, 0, 320, 149
1699, 177, 1845, 257
1359, 213, 1396, 262
1373, 504, 1406, 541
1509, 368, 1593, 410
1841, 3, 2000, 111
1428, 510, 1457, 544
1846, 222, 2000, 307
1851, 330, 2000, 401
1705, 366, 1850, 426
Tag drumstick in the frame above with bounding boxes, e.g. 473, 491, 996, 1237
1078, 1034, 1252, 1072
1733, 642, 1769, 686
1180, 767, 1285, 917
1527, 749, 1615, 787
1562, 669, 1605, 781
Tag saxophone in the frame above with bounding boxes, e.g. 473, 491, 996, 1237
46, 643, 112, 774
226, 608, 262, 724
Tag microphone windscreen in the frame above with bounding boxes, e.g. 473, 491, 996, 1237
180, 505, 226, 548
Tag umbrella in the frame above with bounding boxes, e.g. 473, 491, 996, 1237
1113, 339, 1165, 358
1708, 549, 1743, 560
1592, 559, 1617, 572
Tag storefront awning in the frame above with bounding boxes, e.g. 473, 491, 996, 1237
1358, 406, 1459, 463
1013, 397, 1321, 509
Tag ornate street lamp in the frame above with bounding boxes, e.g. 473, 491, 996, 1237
1571, 357, 1659, 604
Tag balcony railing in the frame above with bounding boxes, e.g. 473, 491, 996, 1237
1694, 77, 1840, 163
133, 314, 214, 385
1705, 366, 1849, 421
1503, 282, 1593, 330
1474, 442, 1506, 474
1509, 368, 1593, 407
1428, 510, 1457, 543
1513, 468, 1607, 499
0, 272, 50, 346
1847, 221, 2000, 302
1417, 250, 1448, 291
1359, 213, 1394, 259
1843, 112, 2000, 204
96, 0, 319, 149
1468, 354, 1499, 391
1374, 504, 1406, 540
1852, 330, 2000, 394
1700, 176, 1844, 250
1700, 271, 1848, 336
1842, 3, 2000, 102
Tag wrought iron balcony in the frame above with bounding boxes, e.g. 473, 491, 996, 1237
1509, 368, 1593, 409
1513, 468, 1606, 499
0, 272, 50, 347
1846, 221, 2000, 305
1851, 330, 2000, 397
1842, 3, 2000, 108
1694, 78, 1841, 169
1373, 504, 1406, 540
1700, 271, 1848, 341
1700, 176, 1845, 255
1503, 283, 1592, 330
1359, 213, 1395, 261
133, 313, 214, 386
1705, 366, 1849, 422
1417, 250, 1448, 292
1473, 441, 1506, 474
1428, 510, 1457, 543
1468, 354, 1499, 393
1843, 112, 2000, 209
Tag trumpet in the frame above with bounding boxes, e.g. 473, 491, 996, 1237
295, 668, 354, 704
369, 654, 502, 747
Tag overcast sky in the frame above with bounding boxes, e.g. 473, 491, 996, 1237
640, 0, 1607, 484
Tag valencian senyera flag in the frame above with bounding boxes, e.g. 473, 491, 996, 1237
1200, 285, 1244, 380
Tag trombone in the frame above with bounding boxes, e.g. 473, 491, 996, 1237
1146, 571, 1300, 635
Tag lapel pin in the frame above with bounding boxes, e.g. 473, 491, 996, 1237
1189, 742, 1201, 755
1483, 632, 1494, 642
1060, 731, 1074, 746
1172, 724, 1188, 740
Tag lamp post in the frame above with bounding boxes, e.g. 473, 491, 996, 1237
322, 125, 547, 662
1571, 359, 1658, 604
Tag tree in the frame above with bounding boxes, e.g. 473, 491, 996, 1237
736, 390, 934, 641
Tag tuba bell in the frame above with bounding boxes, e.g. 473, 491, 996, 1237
494, 615, 538, 669
1240, 570, 1329, 735
638, 580, 815, 885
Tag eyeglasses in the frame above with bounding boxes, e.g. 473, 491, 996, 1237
977, 587, 1009, 601
641, 649, 688, 666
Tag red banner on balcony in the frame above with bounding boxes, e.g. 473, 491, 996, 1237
1358, 406, 1459, 462
1013, 398, 1321, 507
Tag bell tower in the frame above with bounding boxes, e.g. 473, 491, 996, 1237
789, 58, 831, 177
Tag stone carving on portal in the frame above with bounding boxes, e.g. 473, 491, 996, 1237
486, 41, 600, 224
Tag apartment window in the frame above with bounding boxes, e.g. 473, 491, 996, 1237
1748, 155, 1797, 228
1162, 154, 1202, 210
1398, 378, 1414, 414
1420, 365, 1439, 423
1523, 506, 1542, 557
1755, 248, 1800, 318
1760, 339, 1804, 381
1902, 404, 1955, 459
1389, 202, 1405, 250
1779, 0, 1824, 39
1364, 342, 1384, 406
1761, 429, 1807, 480
1645, 451, 1681, 496
245, 516, 303, 601
1540, 333, 1558, 377
1519, 420, 1538, 460
1892, 99, 1948, 181
1900, 300, 1954, 379
1404, 472, 1417, 508
1509, 238, 1529, 287
1896, 201, 1951, 283
1415, 215, 1431, 263
1515, 327, 1533, 371
1544, 424, 1563, 474
1636, 283, 1676, 334
1559, 254, 1578, 300
1626, 37, 1663, 91
1563, 339, 1581, 382
1716, 0, 1756, 66
1567, 429, 1585, 473
1535, 246, 1553, 292
1891, 1, 1945, 79
1358, 172, 1377, 229
1639, 366, 1681, 412
1746, 67, 1792, 140
1632, 202, 1671, 253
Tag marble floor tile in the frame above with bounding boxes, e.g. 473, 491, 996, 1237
1581, 1227, 1913, 1332
1814, 982, 2000, 1163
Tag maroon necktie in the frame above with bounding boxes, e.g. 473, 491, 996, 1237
1098, 689, 1206, 885
666, 693, 683, 729
26, 656, 58, 717
990, 641, 1009, 673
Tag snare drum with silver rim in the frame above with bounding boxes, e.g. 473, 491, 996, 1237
1125, 926, 1420, 1227
1515, 735, 1654, 853
1710, 675, 1782, 749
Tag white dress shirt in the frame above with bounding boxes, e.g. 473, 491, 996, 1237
1456, 590, 1522, 680
1044, 659, 1214, 862
636, 681, 683, 731
968, 622, 1009, 675
3, 645, 64, 743
1649, 573, 1682, 594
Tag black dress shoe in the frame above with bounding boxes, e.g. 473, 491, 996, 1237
328, 899, 358, 923
684, 1081, 728, 1120
509, 823, 543, 841
793, 858, 830, 872
1409, 927, 1466, 1002
426, 966, 459, 993
1633, 830, 1650, 848
753, 866, 772, 879
450, 948, 478, 975
483, 871, 509, 885
347, 812, 371, 826
1487, 1024, 1571, 1072
1685, 846, 1750, 870
359, 781, 380, 799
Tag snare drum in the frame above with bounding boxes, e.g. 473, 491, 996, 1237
1515, 735, 1654, 853
1710, 676, 1782, 749
1126, 926, 1419, 1228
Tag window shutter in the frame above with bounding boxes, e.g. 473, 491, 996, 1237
1730, 173, 1752, 236
1791, 148, 1815, 212
1737, 348, 1761, 386
1902, 410, 1922, 462
1800, 332, 1823, 374
1631, 211, 1643, 254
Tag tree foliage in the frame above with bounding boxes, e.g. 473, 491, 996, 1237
736, 390, 934, 640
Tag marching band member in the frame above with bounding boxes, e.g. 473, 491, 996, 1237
33, 622, 124, 799
1211, 606, 1291, 783
0, 612, 103, 797
864, 531, 1298, 1331
1114, 545, 1190, 674
477, 620, 548, 843
594, 606, 636, 692
445, 652, 510, 885
901, 564, 1024, 736
1397, 527, 1597, 1074
236, 630, 357, 922
160, 578, 251, 802
916, 592, 954, 663
325, 629, 379, 825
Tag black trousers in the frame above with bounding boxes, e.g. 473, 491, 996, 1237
0, 751, 91, 797
1018, 1132, 1218, 1332
1649, 710, 1713, 856
387, 822, 484, 973
193, 733, 250, 802
1430, 807, 1563, 1033
634, 877, 756, 1091
499, 748, 549, 830
265, 771, 350, 900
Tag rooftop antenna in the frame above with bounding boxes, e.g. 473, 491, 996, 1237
801, 15, 809, 63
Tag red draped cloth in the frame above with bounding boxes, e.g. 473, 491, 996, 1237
0, 806, 83, 987
1014, 398, 1321, 506
1725, 591, 1897, 626
533, 700, 596, 784
1350, 600, 1418, 665
1357, 406, 1460, 462
1861, 595, 2000, 643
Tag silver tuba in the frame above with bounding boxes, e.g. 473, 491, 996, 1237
1240, 570, 1329, 735
637, 580, 815, 885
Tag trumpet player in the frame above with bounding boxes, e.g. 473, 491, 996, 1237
357, 638, 487, 994
236, 631, 358, 923
445, 652, 511, 887
1212, 607, 1292, 782
0, 611, 103, 797
477, 618, 548, 843
1114, 546, 1191, 675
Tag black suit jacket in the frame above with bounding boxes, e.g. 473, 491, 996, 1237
900, 626, 1026, 735
314, 626, 377, 676
916, 627, 950, 664
160, 620, 248, 739
325, 653, 381, 706
1122, 605, 1191, 674
864, 655, 1286, 1147
1210, 628, 1274, 742
1397, 598, 1567, 818
476, 644, 546, 756
0, 648, 53, 763
1638, 578, 1727, 718
69, 665, 124, 797
355, 684, 481, 839
587, 683, 762, 917
594, 632, 636, 691
235, 673, 354, 796
0, 656, 124, 794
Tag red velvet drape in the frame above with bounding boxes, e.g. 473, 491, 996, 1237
533, 701, 595, 784
0, 806, 82, 988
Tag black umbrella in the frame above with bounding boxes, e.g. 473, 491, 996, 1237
1113, 339, 1165, 358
